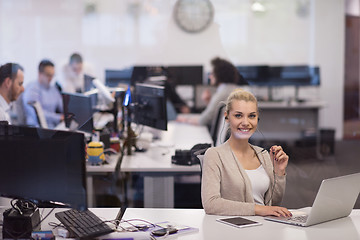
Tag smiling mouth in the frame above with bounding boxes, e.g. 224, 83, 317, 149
238, 128, 251, 133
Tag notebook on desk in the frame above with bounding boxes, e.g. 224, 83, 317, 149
265, 172, 360, 227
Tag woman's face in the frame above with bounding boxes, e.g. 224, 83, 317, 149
225, 99, 258, 140
209, 71, 217, 86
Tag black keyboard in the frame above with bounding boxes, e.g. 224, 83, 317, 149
55, 209, 114, 239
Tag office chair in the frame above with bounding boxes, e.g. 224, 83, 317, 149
28, 101, 48, 129
210, 104, 229, 146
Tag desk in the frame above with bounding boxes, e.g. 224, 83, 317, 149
13, 208, 360, 240
86, 153, 121, 207
122, 208, 360, 240
255, 101, 326, 141
253, 101, 326, 158
121, 121, 213, 208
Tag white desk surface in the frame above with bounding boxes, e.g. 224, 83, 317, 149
121, 121, 213, 173
122, 208, 360, 240
120, 121, 212, 208
258, 100, 326, 109
86, 153, 120, 174
28, 208, 360, 240
84, 121, 212, 208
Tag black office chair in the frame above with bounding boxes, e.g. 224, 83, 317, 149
210, 104, 229, 146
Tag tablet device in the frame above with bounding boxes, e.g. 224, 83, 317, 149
216, 217, 262, 228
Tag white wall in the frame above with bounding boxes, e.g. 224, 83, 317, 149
0, 0, 345, 139
346, 0, 360, 16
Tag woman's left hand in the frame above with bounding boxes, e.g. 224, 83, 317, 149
270, 145, 289, 176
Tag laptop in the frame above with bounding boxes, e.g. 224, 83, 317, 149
265, 172, 360, 227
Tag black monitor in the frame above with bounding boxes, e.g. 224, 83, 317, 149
134, 83, 167, 131
166, 66, 203, 85
105, 68, 133, 87
84, 74, 95, 92
236, 65, 269, 86
131, 66, 148, 84
131, 66, 166, 85
0, 124, 87, 210
237, 65, 320, 87
277, 66, 320, 86
62, 93, 94, 133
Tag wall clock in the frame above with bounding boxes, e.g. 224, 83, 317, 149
173, 0, 214, 33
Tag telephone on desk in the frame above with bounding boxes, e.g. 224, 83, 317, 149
171, 143, 211, 166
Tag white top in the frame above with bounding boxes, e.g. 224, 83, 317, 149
60, 64, 85, 93
58, 62, 95, 93
245, 165, 270, 205
0, 94, 11, 123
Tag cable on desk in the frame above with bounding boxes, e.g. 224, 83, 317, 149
3, 205, 55, 240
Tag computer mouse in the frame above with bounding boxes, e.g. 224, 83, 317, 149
151, 227, 178, 236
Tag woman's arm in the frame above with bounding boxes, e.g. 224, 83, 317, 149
201, 148, 256, 216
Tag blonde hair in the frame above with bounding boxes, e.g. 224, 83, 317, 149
225, 88, 258, 114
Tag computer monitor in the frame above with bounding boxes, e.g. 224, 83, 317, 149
84, 74, 95, 92
105, 68, 133, 87
237, 65, 320, 87
276, 65, 320, 86
62, 93, 94, 133
236, 65, 269, 86
131, 66, 166, 85
134, 83, 168, 131
131, 66, 148, 84
0, 124, 87, 210
166, 66, 203, 85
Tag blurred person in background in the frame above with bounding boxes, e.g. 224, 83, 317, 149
177, 57, 247, 126
0, 63, 25, 124
23, 59, 63, 128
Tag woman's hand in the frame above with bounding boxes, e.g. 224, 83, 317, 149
255, 205, 292, 217
201, 89, 212, 105
176, 115, 199, 125
270, 145, 289, 176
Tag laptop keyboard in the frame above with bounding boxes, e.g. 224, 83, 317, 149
290, 215, 308, 223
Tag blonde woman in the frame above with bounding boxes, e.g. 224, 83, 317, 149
201, 88, 291, 217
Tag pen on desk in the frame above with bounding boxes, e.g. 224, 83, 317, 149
115, 207, 126, 228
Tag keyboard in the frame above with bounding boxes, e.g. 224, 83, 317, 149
290, 215, 308, 223
55, 209, 114, 239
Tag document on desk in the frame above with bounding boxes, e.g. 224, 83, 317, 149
100, 231, 150, 240
150, 221, 199, 238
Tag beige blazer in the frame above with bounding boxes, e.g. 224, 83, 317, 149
201, 141, 286, 216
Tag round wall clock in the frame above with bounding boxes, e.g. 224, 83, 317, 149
173, 0, 214, 33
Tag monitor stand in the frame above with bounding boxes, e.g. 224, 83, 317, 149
122, 105, 138, 156
294, 86, 307, 103
267, 87, 283, 102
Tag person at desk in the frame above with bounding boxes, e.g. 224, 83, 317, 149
164, 80, 191, 114
0, 63, 25, 123
23, 59, 63, 128
58, 52, 94, 93
201, 88, 291, 217
177, 57, 246, 126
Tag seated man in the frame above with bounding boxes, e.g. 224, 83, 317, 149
0, 63, 25, 124
58, 52, 94, 93
23, 59, 63, 128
